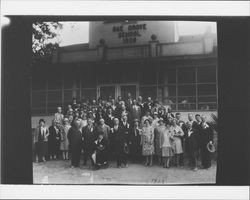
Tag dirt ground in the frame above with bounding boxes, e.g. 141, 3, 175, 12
33, 159, 216, 185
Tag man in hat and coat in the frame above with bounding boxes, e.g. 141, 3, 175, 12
82, 118, 97, 166
93, 131, 109, 169
199, 116, 214, 169
112, 118, 129, 168
67, 119, 83, 168
185, 121, 199, 171
129, 119, 142, 163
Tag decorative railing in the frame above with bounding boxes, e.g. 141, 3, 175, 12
54, 37, 215, 64
58, 48, 100, 63
157, 39, 213, 57
106, 45, 150, 60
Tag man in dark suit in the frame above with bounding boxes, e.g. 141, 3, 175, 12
199, 116, 214, 169
120, 115, 130, 135
104, 107, 115, 128
125, 92, 133, 112
131, 99, 142, 122
115, 115, 130, 168
143, 96, 154, 114
129, 119, 142, 163
193, 114, 202, 132
175, 112, 185, 166
82, 118, 97, 166
115, 104, 131, 123
185, 121, 199, 171
67, 119, 83, 168
137, 96, 145, 116
94, 132, 109, 169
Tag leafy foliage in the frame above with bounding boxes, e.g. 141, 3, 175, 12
32, 22, 62, 64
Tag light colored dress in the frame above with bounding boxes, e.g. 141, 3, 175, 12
140, 116, 153, 128
161, 128, 173, 157
172, 125, 184, 154
154, 125, 165, 156
60, 124, 71, 150
152, 118, 159, 129
141, 126, 155, 156
55, 113, 64, 125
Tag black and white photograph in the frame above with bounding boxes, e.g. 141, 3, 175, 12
30, 20, 218, 184
1, 0, 249, 199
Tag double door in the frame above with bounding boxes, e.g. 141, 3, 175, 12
98, 84, 138, 100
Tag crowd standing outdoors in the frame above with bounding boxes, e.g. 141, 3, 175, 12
33, 93, 215, 171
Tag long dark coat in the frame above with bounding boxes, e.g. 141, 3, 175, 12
113, 126, 129, 166
200, 124, 214, 168
82, 125, 97, 155
48, 126, 61, 156
129, 126, 142, 161
67, 127, 83, 167
95, 138, 108, 165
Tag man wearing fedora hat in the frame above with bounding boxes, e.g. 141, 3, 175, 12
199, 116, 214, 169
185, 121, 199, 171
67, 119, 84, 168
112, 118, 129, 168
82, 118, 97, 166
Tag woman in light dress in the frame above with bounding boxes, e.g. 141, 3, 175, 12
172, 119, 184, 166
54, 107, 64, 125
160, 122, 174, 168
60, 118, 71, 160
141, 119, 154, 166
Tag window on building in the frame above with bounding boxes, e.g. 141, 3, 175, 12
158, 68, 176, 84
197, 66, 216, 83
178, 67, 196, 83
178, 96, 196, 110
139, 86, 157, 101
97, 69, 112, 84
81, 70, 97, 88
140, 69, 157, 85
122, 70, 138, 83
111, 68, 123, 84
81, 89, 97, 102
31, 64, 217, 115
63, 89, 80, 108
31, 91, 46, 114
198, 84, 216, 96
47, 90, 62, 113
63, 70, 80, 89
47, 71, 62, 90
178, 85, 196, 96
32, 74, 47, 91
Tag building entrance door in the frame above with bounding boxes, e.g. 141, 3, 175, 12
98, 84, 138, 100
99, 85, 116, 100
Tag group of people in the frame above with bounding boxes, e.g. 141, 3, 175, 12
33, 94, 215, 171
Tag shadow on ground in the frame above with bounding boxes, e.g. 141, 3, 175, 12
33, 160, 216, 185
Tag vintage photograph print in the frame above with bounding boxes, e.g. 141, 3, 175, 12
31, 20, 218, 184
